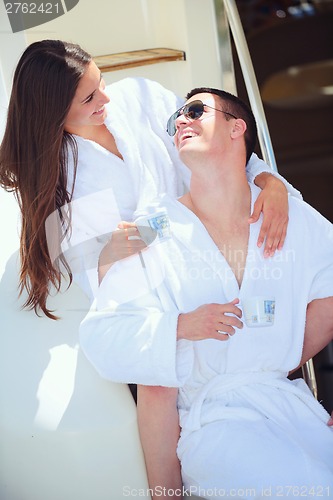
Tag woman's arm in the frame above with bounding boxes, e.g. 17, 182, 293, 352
250, 172, 289, 257
98, 222, 146, 283
246, 153, 302, 199
246, 153, 302, 257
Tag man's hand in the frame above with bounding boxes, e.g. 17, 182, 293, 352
177, 298, 243, 341
250, 173, 288, 257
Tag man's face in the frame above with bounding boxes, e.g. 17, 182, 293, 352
173, 93, 234, 161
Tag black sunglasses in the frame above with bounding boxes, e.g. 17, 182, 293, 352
166, 99, 237, 136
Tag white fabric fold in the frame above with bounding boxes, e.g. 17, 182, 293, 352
179, 371, 329, 433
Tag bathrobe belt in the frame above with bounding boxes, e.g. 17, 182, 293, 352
179, 371, 329, 432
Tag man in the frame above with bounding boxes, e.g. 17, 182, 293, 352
80, 89, 333, 498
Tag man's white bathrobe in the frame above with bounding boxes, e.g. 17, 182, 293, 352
60, 77, 301, 299
80, 184, 333, 498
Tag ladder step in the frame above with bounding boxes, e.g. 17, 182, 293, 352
93, 48, 186, 72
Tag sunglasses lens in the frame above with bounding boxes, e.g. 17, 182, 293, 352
184, 101, 204, 120
166, 110, 179, 136
166, 101, 205, 136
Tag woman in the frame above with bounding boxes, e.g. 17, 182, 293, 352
0, 39, 299, 321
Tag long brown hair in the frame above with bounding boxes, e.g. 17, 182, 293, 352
0, 40, 91, 319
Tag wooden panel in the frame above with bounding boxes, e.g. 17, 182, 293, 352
93, 48, 186, 72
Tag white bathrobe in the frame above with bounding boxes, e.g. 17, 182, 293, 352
80, 184, 333, 499
60, 77, 301, 299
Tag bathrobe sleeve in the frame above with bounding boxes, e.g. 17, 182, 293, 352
246, 153, 303, 199
295, 199, 333, 302
79, 248, 193, 387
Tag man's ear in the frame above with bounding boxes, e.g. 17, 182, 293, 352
230, 118, 247, 138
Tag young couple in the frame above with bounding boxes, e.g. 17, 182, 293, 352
2, 40, 332, 499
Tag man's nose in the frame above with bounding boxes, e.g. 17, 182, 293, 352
175, 112, 189, 131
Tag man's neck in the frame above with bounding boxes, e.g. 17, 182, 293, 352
180, 159, 251, 227
179, 158, 252, 287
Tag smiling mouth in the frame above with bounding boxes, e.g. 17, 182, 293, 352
93, 106, 105, 115
179, 130, 198, 142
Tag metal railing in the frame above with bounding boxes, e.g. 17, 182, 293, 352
214, 0, 318, 398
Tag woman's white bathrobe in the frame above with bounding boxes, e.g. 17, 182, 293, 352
80, 184, 333, 499
61, 77, 301, 299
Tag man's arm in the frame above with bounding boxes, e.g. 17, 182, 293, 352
301, 297, 333, 427
137, 386, 181, 500
301, 297, 333, 366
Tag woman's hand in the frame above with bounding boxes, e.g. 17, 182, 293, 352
98, 221, 146, 283
328, 412, 333, 427
250, 173, 289, 257
177, 298, 243, 341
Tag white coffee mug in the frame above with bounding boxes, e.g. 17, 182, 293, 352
242, 296, 275, 327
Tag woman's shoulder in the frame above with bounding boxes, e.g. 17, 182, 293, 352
106, 76, 170, 94
105, 77, 182, 109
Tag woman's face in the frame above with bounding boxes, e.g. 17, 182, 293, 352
64, 61, 110, 135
